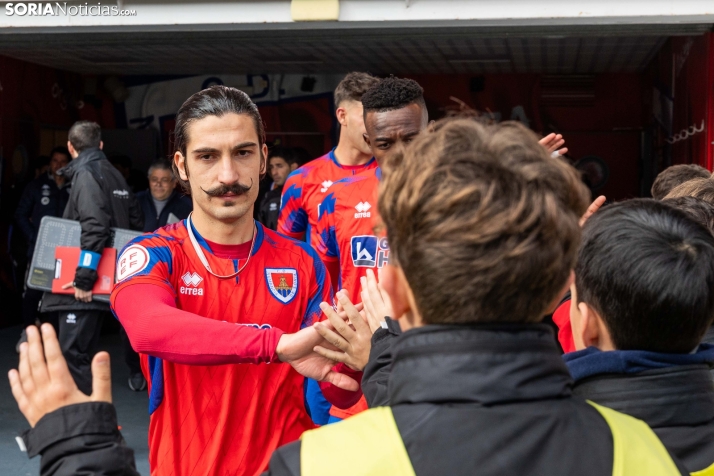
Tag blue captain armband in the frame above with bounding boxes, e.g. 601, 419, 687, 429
78, 250, 101, 270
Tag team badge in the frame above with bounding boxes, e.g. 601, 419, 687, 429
265, 268, 298, 304
117, 244, 150, 282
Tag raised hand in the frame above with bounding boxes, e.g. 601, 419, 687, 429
539, 133, 568, 157
8, 324, 112, 428
580, 195, 607, 226
360, 269, 394, 333
313, 292, 373, 371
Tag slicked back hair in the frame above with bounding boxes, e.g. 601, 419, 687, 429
172, 86, 266, 195
378, 118, 589, 325
651, 164, 710, 200
333, 72, 380, 109
576, 199, 714, 353
68, 121, 101, 153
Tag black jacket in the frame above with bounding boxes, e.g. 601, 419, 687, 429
42, 148, 143, 312
20, 402, 139, 476
572, 364, 714, 474
136, 189, 192, 233
259, 186, 283, 231
14, 173, 70, 257
265, 325, 688, 476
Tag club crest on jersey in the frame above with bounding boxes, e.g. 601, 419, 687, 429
265, 268, 298, 304
351, 235, 390, 268
117, 244, 150, 282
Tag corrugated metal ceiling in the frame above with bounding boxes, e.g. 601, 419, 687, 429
0, 23, 709, 75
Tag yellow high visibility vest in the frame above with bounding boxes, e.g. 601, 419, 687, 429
692, 463, 714, 476
301, 403, 682, 476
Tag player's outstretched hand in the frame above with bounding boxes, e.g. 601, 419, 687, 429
8, 324, 112, 428
276, 327, 360, 391
313, 292, 372, 371
539, 133, 568, 157
360, 269, 394, 333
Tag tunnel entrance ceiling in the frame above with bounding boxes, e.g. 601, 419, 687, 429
0, 23, 711, 75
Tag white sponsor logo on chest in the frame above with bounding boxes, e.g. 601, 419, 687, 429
354, 201, 371, 218
180, 271, 204, 296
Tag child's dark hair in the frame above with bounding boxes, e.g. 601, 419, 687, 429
576, 199, 714, 353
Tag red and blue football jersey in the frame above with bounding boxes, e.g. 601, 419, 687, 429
314, 167, 387, 420
277, 149, 376, 249
316, 167, 389, 305
110, 220, 331, 476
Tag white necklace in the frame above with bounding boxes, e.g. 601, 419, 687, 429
186, 213, 257, 279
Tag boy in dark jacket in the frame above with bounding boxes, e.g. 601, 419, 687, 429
566, 199, 714, 475
266, 119, 687, 476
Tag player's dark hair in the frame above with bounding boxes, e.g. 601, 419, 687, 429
334, 72, 380, 109
651, 164, 710, 200
662, 196, 714, 234
576, 199, 714, 353
49, 146, 71, 161
68, 120, 101, 153
172, 85, 266, 194
268, 146, 299, 166
361, 76, 425, 114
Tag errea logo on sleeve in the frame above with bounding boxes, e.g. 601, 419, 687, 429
320, 180, 334, 193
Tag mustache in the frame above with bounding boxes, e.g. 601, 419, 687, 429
201, 179, 253, 197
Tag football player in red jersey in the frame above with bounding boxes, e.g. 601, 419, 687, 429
313, 77, 429, 422
277, 72, 380, 247
110, 86, 359, 476
313, 78, 570, 421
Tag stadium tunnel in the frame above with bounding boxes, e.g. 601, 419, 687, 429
1, 0, 714, 325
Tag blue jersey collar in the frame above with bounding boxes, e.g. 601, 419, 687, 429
329, 148, 376, 169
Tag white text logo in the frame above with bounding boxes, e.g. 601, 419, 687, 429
180, 272, 204, 295
354, 201, 371, 218
5, 3, 137, 17
66, 313, 77, 324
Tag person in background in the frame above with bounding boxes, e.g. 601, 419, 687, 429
41, 121, 143, 396
567, 199, 714, 475
259, 147, 299, 230
124, 160, 191, 391
277, 72, 380, 246
136, 160, 192, 233
651, 164, 710, 200
14, 147, 71, 351
109, 155, 149, 193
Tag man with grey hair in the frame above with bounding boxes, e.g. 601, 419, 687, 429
41, 120, 143, 395
136, 160, 192, 233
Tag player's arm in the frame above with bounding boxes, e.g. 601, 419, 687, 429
277, 171, 307, 240
113, 285, 357, 389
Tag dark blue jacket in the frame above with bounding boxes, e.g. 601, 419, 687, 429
136, 189, 192, 233
14, 173, 70, 257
